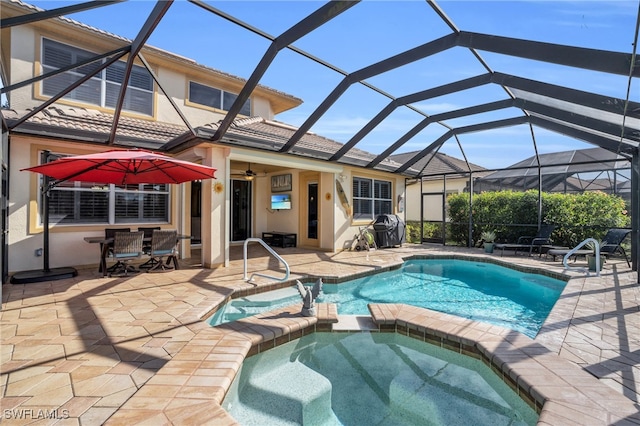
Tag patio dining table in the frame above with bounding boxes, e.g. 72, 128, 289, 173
84, 232, 191, 276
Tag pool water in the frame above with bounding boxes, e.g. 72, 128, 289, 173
223, 332, 538, 425
209, 287, 302, 324
209, 259, 566, 338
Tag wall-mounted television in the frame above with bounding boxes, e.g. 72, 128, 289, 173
271, 193, 291, 210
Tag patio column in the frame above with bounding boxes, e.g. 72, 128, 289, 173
200, 146, 230, 269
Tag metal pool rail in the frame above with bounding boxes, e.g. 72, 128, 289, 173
243, 238, 290, 282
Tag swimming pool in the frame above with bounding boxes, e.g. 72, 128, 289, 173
209, 258, 567, 338
223, 332, 538, 425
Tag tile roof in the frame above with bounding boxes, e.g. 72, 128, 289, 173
199, 117, 406, 172
3, 106, 188, 149
3, 105, 412, 174
389, 150, 487, 177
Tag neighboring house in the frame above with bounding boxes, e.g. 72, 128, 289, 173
1, 0, 409, 279
389, 151, 488, 223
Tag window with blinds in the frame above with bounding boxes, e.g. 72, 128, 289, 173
42, 155, 169, 225
352, 177, 392, 220
189, 81, 251, 115
41, 38, 154, 116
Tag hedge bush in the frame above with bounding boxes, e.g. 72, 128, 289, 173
405, 221, 442, 243
447, 190, 629, 247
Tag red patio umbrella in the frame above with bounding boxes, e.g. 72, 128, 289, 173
13, 149, 217, 284
22, 148, 217, 186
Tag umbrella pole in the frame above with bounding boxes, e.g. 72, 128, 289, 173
9, 152, 77, 284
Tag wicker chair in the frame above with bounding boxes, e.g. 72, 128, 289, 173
104, 227, 130, 273
137, 226, 161, 269
108, 231, 144, 277
146, 230, 178, 272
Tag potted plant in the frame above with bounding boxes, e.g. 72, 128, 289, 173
481, 231, 496, 253
584, 241, 605, 272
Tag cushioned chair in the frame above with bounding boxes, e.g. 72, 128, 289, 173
104, 227, 130, 273
137, 226, 161, 269
145, 230, 178, 272
108, 231, 144, 277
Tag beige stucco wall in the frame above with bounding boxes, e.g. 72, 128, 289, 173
404, 177, 469, 222
8, 136, 408, 274
333, 167, 406, 251
198, 146, 229, 269
6, 22, 284, 124
8, 136, 187, 273
8, 25, 35, 110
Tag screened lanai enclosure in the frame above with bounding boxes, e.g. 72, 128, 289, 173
411, 146, 632, 248
474, 148, 631, 197
1, 0, 639, 280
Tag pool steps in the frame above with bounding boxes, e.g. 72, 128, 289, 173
240, 362, 337, 425
332, 314, 377, 331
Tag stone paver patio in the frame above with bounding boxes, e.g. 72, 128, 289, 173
2, 243, 640, 424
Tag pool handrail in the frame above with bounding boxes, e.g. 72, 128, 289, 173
562, 237, 600, 276
243, 238, 290, 282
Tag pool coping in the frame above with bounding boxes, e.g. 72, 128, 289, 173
106, 299, 639, 425
105, 255, 639, 425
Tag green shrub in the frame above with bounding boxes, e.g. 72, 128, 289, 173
447, 190, 629, 247
405, 221, 442, 243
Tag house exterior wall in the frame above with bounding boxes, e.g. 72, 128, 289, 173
2, 1, 298, 123
404, 177, 469, 222
8, 135, 182, 273
333, 167, 406, 251
2, 2, 408, 277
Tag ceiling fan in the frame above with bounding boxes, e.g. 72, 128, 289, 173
231, 163, 264, 180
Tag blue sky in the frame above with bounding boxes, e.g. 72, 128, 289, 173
25, 0, 640, 170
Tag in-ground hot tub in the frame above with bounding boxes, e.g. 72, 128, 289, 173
223, 332, 538, 425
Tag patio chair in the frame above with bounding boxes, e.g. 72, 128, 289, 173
145, 229, 178, 272
600, 228, 631, 266
137, 226, 161, 269
108, 231, 144, 277
546, 228, 631, 266
104, 227, 130, 273
494, 224, 556, 256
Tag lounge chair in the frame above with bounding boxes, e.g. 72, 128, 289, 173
600, 228, 631, 266
547, 228, 631, 266
494, 224, 556, 256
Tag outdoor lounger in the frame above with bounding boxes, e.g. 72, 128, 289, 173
494, 224, 556, 256
546, 228, 631, 266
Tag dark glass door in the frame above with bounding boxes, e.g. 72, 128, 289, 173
307, 183, 318, 239
231, 179, 252, 241
190, 181, 201, 244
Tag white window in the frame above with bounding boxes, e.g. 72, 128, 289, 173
188, 81, 251, 115
352, 177, 392, 220
42, 154, 170, 225
41, 38, 154, 116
